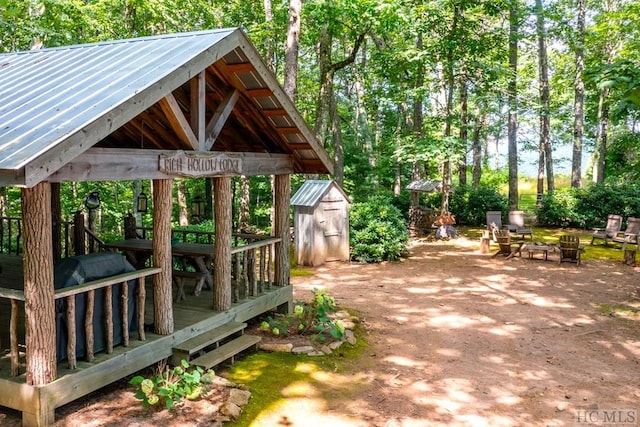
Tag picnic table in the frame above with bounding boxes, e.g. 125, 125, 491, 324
104, 239, 214, 294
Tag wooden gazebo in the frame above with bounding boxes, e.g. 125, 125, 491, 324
0, 28, 332, 426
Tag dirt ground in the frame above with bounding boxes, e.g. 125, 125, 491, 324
2, 236, 640, 426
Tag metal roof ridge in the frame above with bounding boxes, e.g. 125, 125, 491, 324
0, 28, 239, 56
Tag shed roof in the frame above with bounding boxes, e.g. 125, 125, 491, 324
406, 179, 442, 193
0, 28, 332, 187
291, 180, 350, 208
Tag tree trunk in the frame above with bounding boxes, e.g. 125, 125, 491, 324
283, 0, 302, 101
471, 107, 485, 188
22, 182, 56, 385
572, 0, 585, 188
177, 179, 189, 226
214, 177, 232, 311
314, 24, 333, 145
330, 91, 345, 186
507, 3, 519, 210
239, 175, 251, 232
536, 0, 554, 193
594, 88, 610, 184
274, 174, 290, 287
51, 182, 62, 263
458, 74, 468, 186
152, 179, 174, 335
263, 0, 274, 72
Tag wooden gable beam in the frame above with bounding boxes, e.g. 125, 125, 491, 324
225, 62, 254, 73
158, 93, 199, 150
204, 89, 239, 151
190, 71, 206, 150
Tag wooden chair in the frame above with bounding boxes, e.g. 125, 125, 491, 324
492, 229, 521, 258
507, 210, 533, 240
486, 211, 504, 242
559, 234, 584, 265
611, 217, 640, 250
591, 214, 622, 245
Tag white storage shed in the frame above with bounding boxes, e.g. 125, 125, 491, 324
291, 180, 351, 266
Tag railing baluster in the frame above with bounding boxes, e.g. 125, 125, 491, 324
242, 252, 248, 299
66, 296, 77, 369
85, 290, 95, 362
122, 280, 129, 347
259, 246, 266, 294
137, 277, 146, 341
105, 286, 113, 353
249, 248, 257, 296
10, 299, 19, 376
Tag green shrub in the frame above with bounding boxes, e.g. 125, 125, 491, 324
536, 183, 640, 228
350, 196, 409, 263
260, 289, 345, 342
450, 185, 509, 225
129, 359, 213, 410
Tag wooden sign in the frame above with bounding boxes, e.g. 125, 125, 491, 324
159, 151, 242, 177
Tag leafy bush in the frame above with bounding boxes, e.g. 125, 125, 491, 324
260, 289, 345, 342
130, 359, 213, 410
536, 183, 640, 228
449, 185, 509, 225
536, 188, 582, 227
350, 195, 409, 263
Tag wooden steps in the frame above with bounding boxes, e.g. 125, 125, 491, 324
190, 334, 261, 369
171, 321, 260, 368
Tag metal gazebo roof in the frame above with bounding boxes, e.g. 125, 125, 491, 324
0, 28, 333, 187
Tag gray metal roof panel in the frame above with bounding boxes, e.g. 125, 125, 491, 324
0, 29, 235, 170
291, 180, 350, 207
291, 180, 333, 207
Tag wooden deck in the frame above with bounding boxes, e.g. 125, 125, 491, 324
0, 253, 291, 424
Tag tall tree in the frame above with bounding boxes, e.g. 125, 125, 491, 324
507, 1, 519, 210
571, 0, 586, 188
283, 0, 302, 101
536, 0, 554, 194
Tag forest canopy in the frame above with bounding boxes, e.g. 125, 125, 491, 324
1, 0, 639, 226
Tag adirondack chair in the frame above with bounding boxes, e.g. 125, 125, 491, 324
590, 214, 622, 245
559, 234, 584, 265
507, 210, 533, 240
491, 229, 521, 258
611, 217, 640, 250
486, 211, 504, 242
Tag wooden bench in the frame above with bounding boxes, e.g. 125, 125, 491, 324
172, 270, 207, 302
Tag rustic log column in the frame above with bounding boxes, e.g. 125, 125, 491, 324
22, 182, 57, 386
274, 174, 291, 287
73, 210, 85, 255
213, 176, 232, 311
152, 179, 174, 334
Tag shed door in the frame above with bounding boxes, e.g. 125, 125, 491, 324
322, 200, 344, 261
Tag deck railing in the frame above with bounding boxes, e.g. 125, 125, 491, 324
0, 215, 106, 257
231, 237, 281, 302
0, 267, 160, 377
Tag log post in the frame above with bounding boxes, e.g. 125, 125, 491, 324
214, 176, 232, 311
274, 174, 291, 288
73, 210, 85, 256
21, 183, 57, 392
623, 248, 636, 266
480, 230, 491, 254
152, 179, 174, 334
124, 212, 138, 239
